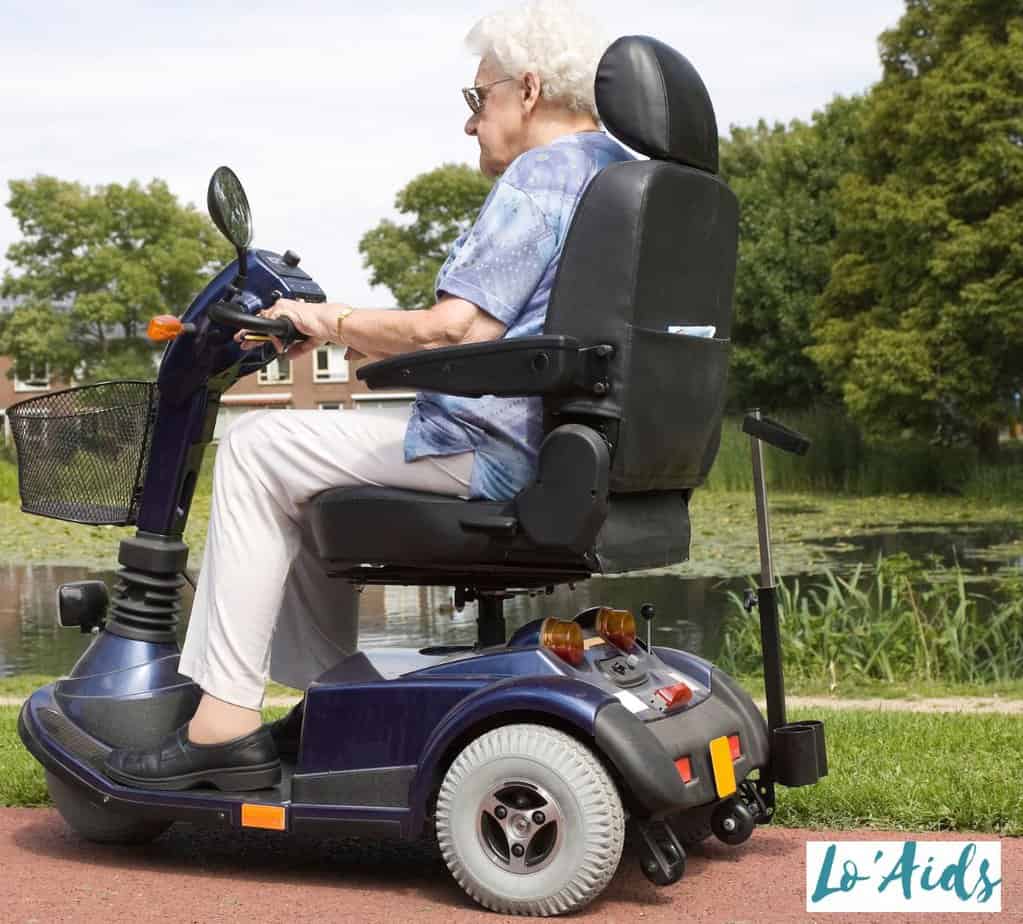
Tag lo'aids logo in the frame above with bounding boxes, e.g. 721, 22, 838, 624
806, 841, 1002, 913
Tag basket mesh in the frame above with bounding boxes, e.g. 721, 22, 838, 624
8, 381, 158, 526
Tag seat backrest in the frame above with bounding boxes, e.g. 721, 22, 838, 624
544, 36, 737, 493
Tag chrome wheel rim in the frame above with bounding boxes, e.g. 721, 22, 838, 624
476, 780, 564, 875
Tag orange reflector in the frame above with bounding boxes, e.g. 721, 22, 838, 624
729, 734, 741, 760
241, 803, 286, 831
147, 314, 185, 341
674, 756, 693, 783
540, 617, 585, 666
596, 607, 637, 651
655, 682, 693, 709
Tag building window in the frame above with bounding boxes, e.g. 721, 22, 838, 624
318, 402, 342, 411
14, 363, 50, 392
257, 356, 292, 385
314, 345, 349, 383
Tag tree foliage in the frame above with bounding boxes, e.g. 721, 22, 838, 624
720, 95, 866, 410
810, 1, 1023, 453
0, 176, 231, 383
358, 164, 493, 308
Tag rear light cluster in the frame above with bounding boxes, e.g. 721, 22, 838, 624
674, 735, 742, 784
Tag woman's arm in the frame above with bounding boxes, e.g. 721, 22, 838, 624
236, 295, 507, 359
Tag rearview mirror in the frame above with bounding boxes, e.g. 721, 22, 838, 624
207, 166, 253, 252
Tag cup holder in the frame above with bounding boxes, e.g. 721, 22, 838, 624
771, 719, 828, 787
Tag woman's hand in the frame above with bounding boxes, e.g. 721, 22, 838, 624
235, 297, 334, 359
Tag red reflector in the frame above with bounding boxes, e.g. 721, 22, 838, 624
655, 682, 692, 709
674, 756, 692, 783
729, 734, 741, 760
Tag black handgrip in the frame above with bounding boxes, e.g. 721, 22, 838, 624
742, 413, 811, 455
208, 300, 308, 348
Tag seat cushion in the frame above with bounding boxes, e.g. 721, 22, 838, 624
307, 486, 593, 584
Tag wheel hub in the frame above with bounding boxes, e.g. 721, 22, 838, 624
477, 781, 563, 875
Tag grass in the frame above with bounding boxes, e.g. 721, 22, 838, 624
736, 675, 1023, 701
706, 406, 1023, 500
0, 675, 302, 701
774, 706, 1022, 834
718, 556, 1023, 687
2, 704, 1020, 835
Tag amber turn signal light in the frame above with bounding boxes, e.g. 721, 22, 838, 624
147, 315, 195, 341
540, 617, 585, 666
596, 607, 637, 651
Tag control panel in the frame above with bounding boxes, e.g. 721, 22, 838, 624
253, 249, 326, 302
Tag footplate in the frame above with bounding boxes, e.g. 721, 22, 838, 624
633, 818, 687, 886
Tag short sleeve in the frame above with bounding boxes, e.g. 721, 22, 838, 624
435, 180, 556, 326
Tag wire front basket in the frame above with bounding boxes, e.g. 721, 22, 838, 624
8, 381, 158, 526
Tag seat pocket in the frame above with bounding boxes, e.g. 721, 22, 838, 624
614, 324, 730, 491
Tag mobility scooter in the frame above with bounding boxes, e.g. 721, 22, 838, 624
13, 36, 827, 916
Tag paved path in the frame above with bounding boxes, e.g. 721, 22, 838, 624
2, 808, 1017, 922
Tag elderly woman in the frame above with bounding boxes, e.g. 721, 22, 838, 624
105, 0, 631, 792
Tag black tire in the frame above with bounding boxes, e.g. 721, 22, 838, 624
46, 771, 171, 845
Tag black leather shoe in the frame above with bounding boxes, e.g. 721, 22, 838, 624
105, 725, 281, 792
267, 700, 304, 758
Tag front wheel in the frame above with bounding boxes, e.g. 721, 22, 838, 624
435, 724, 624, 917
46, 771, 171, 845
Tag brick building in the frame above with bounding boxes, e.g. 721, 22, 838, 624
0, 338, 415, 444
213, 346, 415, 437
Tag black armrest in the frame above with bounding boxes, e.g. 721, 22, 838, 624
356, 336, 614, 398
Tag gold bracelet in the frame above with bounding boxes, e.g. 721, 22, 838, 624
336, 306, 355, 345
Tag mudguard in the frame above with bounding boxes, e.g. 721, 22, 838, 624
406, 673, 615, 836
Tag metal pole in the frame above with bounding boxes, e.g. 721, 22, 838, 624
750, 409, 774, 588
749, 408, 787, 732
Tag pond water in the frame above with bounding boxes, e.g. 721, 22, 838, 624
1, 518, 1019, 679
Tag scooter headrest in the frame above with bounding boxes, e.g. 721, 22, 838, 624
595, 35, 719, 174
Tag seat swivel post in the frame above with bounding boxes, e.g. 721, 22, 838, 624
476, 594, 507, 648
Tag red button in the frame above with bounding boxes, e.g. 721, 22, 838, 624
656, 682, 693, 708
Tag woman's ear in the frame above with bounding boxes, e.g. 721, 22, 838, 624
521, 71, 541, 111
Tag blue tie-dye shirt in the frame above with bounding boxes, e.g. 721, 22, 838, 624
404, 131, 632, 500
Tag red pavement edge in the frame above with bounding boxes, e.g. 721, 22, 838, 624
2, 807, 1018, 923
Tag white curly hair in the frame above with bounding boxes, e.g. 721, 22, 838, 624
466, 0, 608, 119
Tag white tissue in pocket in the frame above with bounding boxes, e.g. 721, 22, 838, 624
667, 324, 717, 338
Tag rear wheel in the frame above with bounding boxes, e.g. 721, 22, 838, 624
436, 724, 624, 916
46, 771, 171, 845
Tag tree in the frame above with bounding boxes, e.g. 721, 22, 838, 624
0, 176, 232, 383
810, 1, 1023, 455
720, 95, 866, 410
359, 164, 493, 308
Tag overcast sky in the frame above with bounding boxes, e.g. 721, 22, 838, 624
1, 0, 906, 306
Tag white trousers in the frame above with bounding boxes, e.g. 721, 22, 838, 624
178, 408, 474, 709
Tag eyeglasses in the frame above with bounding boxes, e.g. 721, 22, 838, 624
462, 77, 517, 114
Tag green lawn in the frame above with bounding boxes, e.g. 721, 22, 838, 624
2, 704, 1020, 835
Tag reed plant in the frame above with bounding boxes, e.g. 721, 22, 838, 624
704, 404, 1007, 496
718, 554, 1023, 686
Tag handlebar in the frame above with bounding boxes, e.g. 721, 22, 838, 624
207, 300, 308, 350
742, 413, 811, 456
